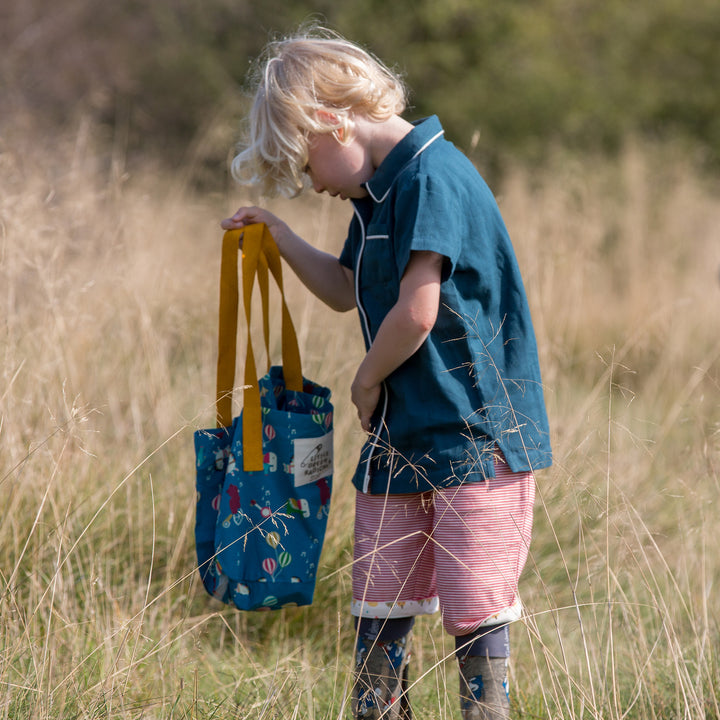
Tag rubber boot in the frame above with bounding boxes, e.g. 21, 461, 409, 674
458, 655, 510, 720
353, 631, 412, 719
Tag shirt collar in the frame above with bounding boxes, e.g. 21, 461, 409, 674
364, 116, 444, 203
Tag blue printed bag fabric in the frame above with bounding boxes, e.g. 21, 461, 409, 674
194, 366, 333, 610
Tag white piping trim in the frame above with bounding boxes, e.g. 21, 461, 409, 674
367, 129, 445, 204
363, 386, 389, 494
351, 204, 372, 347
351, 204, 388, 494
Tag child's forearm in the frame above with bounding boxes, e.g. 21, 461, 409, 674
221, 206, 355, 312
272, 224, 356, 312
352, 250, 443, 430
351, 288, 436, 430
355, 298, 434, 387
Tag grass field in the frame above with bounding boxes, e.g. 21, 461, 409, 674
1, 123, 719, 719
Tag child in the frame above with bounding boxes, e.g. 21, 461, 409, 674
221, 27, 551, 720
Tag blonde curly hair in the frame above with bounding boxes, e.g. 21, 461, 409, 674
231, 28, 408, 197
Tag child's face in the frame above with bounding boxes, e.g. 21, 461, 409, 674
305, 131, 373, 200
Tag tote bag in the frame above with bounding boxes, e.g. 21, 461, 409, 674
194, 223, 333, 611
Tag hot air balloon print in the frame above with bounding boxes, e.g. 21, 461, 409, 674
262, 557, 277, 579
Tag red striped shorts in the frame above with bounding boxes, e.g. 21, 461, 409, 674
351, 455, 535, 636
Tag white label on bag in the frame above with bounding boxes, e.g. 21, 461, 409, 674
293, 431, 333, 487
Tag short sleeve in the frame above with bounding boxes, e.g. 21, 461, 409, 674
393, 172, 464, 282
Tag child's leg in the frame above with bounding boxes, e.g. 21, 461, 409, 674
431, 456, 535, 719
351, 491, 437, 719
353, 617, 414, 720
456, 624, 510, 720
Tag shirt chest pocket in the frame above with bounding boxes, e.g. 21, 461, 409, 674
359, 225, 396, 288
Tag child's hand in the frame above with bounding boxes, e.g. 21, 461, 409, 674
351, 376, 381, 433
221, 206, 288, 240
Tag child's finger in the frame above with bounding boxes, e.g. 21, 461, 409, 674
220, 215, 254, 230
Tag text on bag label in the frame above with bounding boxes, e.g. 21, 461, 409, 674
293, 431, 334, 486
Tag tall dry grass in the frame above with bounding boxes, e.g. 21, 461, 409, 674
1, 120, 719, 719
500, 145, 720, 719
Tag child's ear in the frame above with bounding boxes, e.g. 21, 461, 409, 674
316, 108, 339, 125
316, 108, 349, 142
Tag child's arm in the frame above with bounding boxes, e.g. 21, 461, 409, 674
351, 250, 443, 432
221, 206, 356, 312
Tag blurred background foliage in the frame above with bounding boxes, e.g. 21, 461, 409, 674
2, 0, 719, 182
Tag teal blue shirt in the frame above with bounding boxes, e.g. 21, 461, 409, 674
340, 116, 552, 494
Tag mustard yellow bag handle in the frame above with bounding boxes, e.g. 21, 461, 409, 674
216, 225, 266, 429
215, 223, 303, 472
